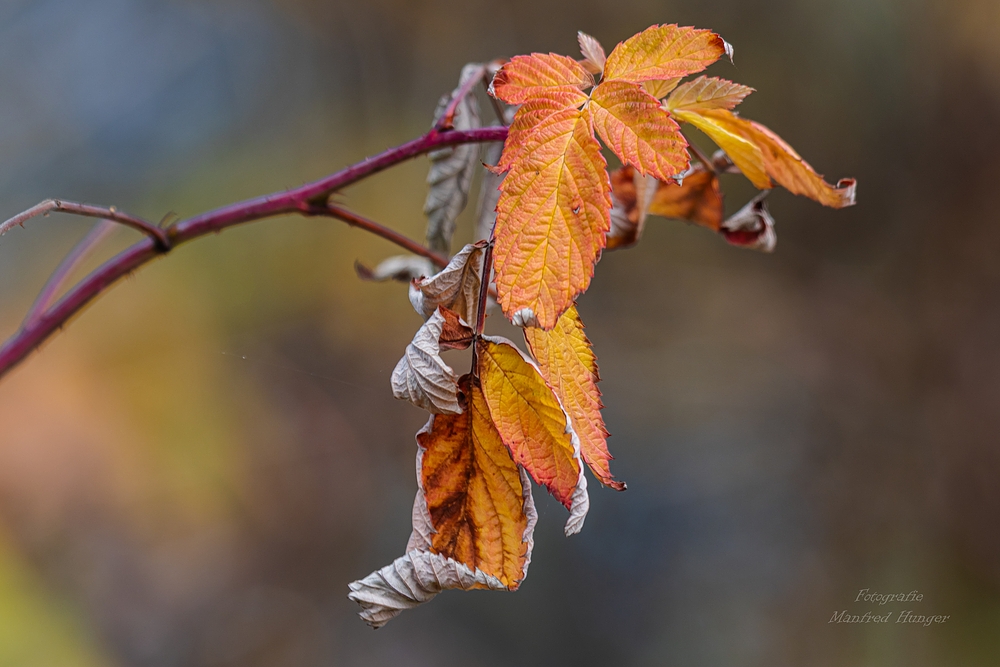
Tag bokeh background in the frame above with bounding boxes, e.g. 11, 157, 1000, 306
1, 0, 999, 665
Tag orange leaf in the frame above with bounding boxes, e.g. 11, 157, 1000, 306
498, 93, 587, 172
603, 24, 727, 84
648, 163, 725, 230
490, 53, 593, 105
524, 305, 624, 490
477, 336, 589, 533
417, 374, 535, 587
589, 79, 689, 182
493, 107, 610, 330
665, 75, 754, 112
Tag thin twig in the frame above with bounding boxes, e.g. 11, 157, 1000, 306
436, 64, 487, 131
305, 203, 450, 268
685, 141, 715, 173
0, 125, 509, 380
0, 199, 170, 249
24, 220, 118, 328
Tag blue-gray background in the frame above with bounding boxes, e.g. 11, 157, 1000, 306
1, 0, 998, 665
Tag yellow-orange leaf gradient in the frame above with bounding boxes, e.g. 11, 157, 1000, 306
477, 337, 584, 510
524, 306, 624, 490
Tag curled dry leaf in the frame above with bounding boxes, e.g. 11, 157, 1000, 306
437, 306, 474, 350
391, 308, 462, 414
354, 255, 435, 282
607, 163, 723, 249
348, 375, 537, 628
417, 375, 537, 587
409, 241, 486, 324
608, 165, 659, 249
477, 336, 589, 534
348, 548, 509, 629
424, 63, 483, 255
720, 192, 776, 252
648, 163, 724, 230
524, 305, 624, 490
577, 31, 607, 74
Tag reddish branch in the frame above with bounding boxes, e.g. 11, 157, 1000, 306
0, 126, 508, 380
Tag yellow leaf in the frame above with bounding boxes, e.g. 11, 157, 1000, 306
644, 77, 683, 99
589, 79, 690, 182
493, 107, 610, 330
524, 306, 624, 490
417, 375, 535, 587
739, 118, 857, 208
665, 75, 754, 112
672, 108, 772, 189
491, 53, 594, 105
603, 24, 727, 84
477, 337, 588, 532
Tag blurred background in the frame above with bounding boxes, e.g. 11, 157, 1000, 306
1, 0, 999, 665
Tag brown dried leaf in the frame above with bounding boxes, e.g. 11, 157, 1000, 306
391, 308, 462, 414
409, 241, 486, 324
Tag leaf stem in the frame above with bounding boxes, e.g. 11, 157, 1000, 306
0, 126, 508, 381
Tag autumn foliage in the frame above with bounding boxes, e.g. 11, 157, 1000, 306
348, 23, 856, 627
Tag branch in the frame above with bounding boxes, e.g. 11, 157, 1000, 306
0, 126, 509, 380
306, 203, 450, 268
0, 199, 170, 249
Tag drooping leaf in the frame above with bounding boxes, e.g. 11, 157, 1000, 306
409, 241, 486, 324
354, 255, 435, 282
589, 79, 689, 182
524, 306, 624, 490
391, 308, 462, 414
665, 75, 754, 112
490, 53, 593, 104
417, 375, 536, 586
477, 336, 589, 534
648, 163, 724, 230
424, 64, 483, 255
720, 192, 776, 251
602, 24, 727, 84
740, 118, 857, 208
607, 163, 724, 248
673, 108, 856, 207
577, 31, 607, 74
671, 108, 771, 189
493, 108, 610, 329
